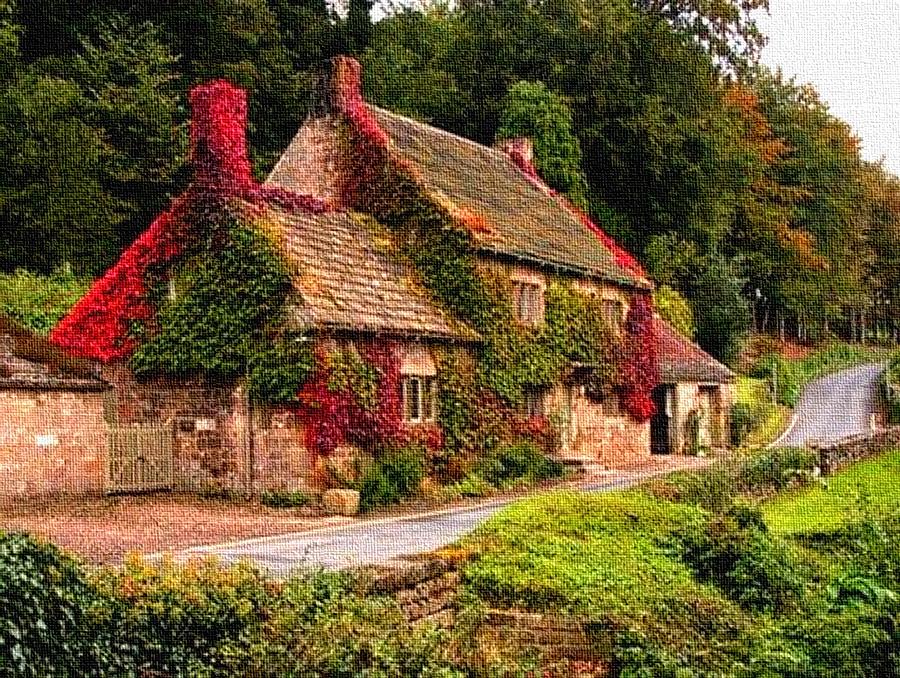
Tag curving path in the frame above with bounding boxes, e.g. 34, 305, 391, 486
773, 362, 885, 448
186, 363, 884, 574
181, 468, 691, 576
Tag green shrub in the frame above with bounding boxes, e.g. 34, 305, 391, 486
0, 532, 110, 677
750, 353, 802, 407
739, 447, 818, 492
441, 474, 493, 500
647, 447, 821, 511
0, 267, 91, 335
92, 555, 274, 677
477, 441, 564, 487
729, 401, 758, 448
676, 506, 810, 614
359, 445, 426, 512
645, 463, 740, 511
259, 490, 311, 509
214, 570, 464, 677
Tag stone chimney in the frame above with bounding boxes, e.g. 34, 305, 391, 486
189, 80, 253, 190
313, 55, 365, 115
496, 137, 534, 164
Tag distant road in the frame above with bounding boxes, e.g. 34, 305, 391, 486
774, 362, 885, 448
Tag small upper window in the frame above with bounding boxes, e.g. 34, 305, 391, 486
601, 299, 625, 330
522, 388, 546, 418
513, 281, 544, 325
402, 375, 438, 424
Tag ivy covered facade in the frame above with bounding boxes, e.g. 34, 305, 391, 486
50, 58, 733, 495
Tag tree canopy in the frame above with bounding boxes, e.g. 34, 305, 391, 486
0, 0, 897, 360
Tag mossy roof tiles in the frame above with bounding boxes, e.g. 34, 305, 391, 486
371, 107, 650, 289
654, 316, 734, 384
268, 205, 477, 341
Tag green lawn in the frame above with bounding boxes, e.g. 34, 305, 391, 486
735, 376, 791, 448
460, 490, 710, 616
763, 448, 900, 535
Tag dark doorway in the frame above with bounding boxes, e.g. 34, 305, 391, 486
650, 386, 672, 454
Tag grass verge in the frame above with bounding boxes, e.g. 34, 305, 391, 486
763, 448, 900, 535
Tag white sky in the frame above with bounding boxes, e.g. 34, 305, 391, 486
756, 0, 900, 175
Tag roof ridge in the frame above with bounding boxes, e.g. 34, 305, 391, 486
370, 104, 532, 177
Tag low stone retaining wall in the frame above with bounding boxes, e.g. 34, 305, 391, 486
477, 610, 610, 664
811, 426, 900, 474
356, 554, 612, 672
356, 555, 462, 627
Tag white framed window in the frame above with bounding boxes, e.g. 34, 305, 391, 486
601, 298, 625, 331
513, 281, 544, 325
522, 388, 546, 418
402, 375, 438, 424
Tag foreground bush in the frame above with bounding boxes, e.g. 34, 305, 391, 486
0, 533, 464, 677
0, 533, 107, 677
676, 505, 810, 614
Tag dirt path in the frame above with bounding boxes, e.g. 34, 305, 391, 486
0, 494, 352, 564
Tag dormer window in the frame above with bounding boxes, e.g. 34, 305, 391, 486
513, 281, 544, 325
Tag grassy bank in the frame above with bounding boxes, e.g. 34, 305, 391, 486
763, 448, 900, 535
461, 446, 900, 675
732, 376, 791, 448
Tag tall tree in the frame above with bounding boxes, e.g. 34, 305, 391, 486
496, 80, 589, 208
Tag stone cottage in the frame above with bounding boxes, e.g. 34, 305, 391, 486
0, 315, 108, 498
651, 316, 734, 455
49, 57, 733, 496
265, 56, 732, 468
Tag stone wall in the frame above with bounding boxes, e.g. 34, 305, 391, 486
102, 364, 316, 494
361, 554, 611, 672
360, 556, 462, 627
477, 610, 610, 665
0, 388, 108, 498
812, 426, 900, 474
669, 382, 733, 454
548, 383, 650, 467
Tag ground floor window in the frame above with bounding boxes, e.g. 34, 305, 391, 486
402, 375, 438, 423
522, 388, 546, 418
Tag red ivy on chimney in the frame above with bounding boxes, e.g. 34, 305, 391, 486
51, 80, 330, 361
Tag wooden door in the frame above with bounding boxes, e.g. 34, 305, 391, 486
107, 424, 174, 493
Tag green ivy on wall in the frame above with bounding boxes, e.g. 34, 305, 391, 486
129, 208, 314, 404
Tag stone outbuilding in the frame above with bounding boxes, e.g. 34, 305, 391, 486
650, 316, 735, 455
0, 316, 109, 498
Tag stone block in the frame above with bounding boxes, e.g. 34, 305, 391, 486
322, 488, 360, 515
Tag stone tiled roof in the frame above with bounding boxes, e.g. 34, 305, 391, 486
370, 107, 650, 290
267, 204, 477, 341
0, 317, 106, 391
655, 316, 734, 384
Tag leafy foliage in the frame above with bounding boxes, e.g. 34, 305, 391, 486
0, 532, 106, 677
0, 266, 90, 334
496, 80, 589, 209
358, 443, 426, 512
130, 215, 292, 379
